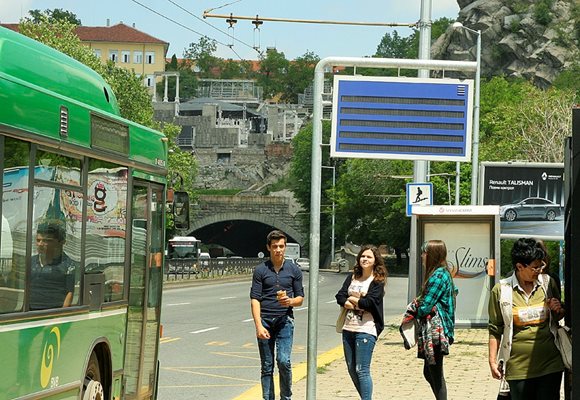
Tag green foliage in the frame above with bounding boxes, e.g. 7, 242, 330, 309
157, 58, 198, 102
27, 8, 81, 25
553, 63, 580, 103
289, 121, 332, 211
375, 30, 413, 58
334, 159, 412, 252
183, 36, 221, 78
282, 51, 320, 103
534, 0, 554, 26
257, 48, 290, 99
509, 19, 521, 33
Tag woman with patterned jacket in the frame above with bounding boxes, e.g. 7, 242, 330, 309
416, 240, 456, 400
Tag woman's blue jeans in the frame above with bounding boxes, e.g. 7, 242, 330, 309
257, 315, 295, 400
342, 330, 377, 400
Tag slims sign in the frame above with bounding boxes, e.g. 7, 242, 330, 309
448, 246, 489, 278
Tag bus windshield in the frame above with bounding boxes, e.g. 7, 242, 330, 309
167, 237, 200, 259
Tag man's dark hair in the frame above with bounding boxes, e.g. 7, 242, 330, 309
37, 220, 66, 242
511, 238, 545, 269
267, 230, 287, 245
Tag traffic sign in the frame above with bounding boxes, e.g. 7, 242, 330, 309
331, 76, 473, 161
407, 183, 433, 216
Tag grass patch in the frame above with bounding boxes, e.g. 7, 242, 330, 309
317, 365, 329, 374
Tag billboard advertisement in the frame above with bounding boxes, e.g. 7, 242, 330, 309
480, 162, 564, 239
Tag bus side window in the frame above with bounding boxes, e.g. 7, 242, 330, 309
173, 191, 190, 230
0, 137, 29, 314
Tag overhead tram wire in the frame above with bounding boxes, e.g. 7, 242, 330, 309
204, 0, 243, 14
129, 0, 243, 59
165, 0, 259, 55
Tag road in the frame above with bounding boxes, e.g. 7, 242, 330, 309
157, 271, 408, 400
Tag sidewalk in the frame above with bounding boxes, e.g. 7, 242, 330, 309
291, 324, 499, 399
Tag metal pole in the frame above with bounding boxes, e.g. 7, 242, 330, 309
307, 65, 324, 400
470, 30, 481, 205
455, 162, 461, 205
413, 0, 431, 184
331, 166, 336, 262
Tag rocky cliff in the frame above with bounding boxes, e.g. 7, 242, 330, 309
432, 0, 579, 88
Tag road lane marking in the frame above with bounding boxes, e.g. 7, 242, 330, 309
159, 337, 181, 344
220, 296, 237, 299
325, 300, 336, 304
242, 318, 253, 323
190, 327, 219, 334
206, 341, 230, 346
162, 366, 259, 383
166, 302, 190, 306
232, 344, 344, 400
295, 307, 308, 311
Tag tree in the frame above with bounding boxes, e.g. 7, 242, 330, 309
333, 159, 412, 259
375, 30, 412, 58
289, 121, 334, 260
27, 8, 81, 25
282, 51, 320, 103
183, 36, 221, 78
257, 48, 289, 99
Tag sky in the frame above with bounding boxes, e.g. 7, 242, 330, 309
1, 0, 460, 61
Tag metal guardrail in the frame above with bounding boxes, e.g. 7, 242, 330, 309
164, 257, 263, 281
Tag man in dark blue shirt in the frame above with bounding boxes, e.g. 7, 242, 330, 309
30, 220, 77, 311
250, 230, 304, 400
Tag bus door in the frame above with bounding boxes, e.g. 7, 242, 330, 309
124, 181, 165, 399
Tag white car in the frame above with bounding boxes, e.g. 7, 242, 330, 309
296, 257, 310, 271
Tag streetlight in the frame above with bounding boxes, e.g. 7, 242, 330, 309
453, 21, 481, 205
321, 165, 336, 264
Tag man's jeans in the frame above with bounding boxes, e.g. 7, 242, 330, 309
257, 315, 295, 400
342, 330, 376, 400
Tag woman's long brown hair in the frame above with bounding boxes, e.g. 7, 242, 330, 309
421, 240, 448, 293
354, 244, 388, 284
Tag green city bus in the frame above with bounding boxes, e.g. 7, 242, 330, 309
0, 26, 178, 399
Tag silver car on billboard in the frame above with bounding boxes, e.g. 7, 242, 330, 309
499, 197, 562, 222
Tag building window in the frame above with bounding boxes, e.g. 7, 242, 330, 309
109, 50, 118, 63
134, 51, 143, 64
93, 49, 101, 59
121, 51, 130, 63
145, 51, 155, 64
145, 75, 155, 88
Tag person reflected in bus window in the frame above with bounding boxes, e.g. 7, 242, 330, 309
30, 220, 77, 310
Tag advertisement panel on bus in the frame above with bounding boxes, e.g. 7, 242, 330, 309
480, 162, 564, 239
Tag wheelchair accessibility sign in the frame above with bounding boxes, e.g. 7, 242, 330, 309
406, 183, 433, 216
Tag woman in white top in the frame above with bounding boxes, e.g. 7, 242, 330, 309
335, 245, 387, 400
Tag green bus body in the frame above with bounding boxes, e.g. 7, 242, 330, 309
0, 26, 168, 400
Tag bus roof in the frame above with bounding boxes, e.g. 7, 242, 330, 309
0, 26, 120, 115
0, 26, 168, 175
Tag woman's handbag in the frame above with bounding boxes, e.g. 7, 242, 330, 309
335, 307, 347, 333
554, 322, 572, 371
497, 377, 511, 399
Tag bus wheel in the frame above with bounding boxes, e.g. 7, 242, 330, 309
83, 352, 104, 400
